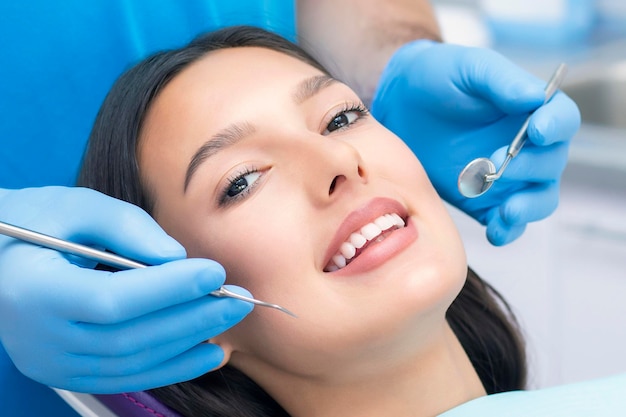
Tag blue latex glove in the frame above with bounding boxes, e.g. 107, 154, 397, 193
0, 186, 253, 393
372, 40, 581, 245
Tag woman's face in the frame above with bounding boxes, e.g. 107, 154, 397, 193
139, 46, 467, 384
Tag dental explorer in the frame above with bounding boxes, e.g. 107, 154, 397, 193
0, 220, 296, 317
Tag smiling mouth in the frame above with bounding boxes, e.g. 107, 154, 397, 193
324, 213, 406, 272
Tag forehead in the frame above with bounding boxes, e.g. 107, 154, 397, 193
162, 46, 322, 102
141, 46, 325, 145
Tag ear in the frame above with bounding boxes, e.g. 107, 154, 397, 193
205, 337, 236, 370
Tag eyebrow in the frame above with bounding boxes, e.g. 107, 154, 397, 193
292, 74, 337, 104
184, 122, 255, 191
183, 74, 338, 192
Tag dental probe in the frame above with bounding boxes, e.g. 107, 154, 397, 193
485, 62, 569, 182
0, 220, 296, 317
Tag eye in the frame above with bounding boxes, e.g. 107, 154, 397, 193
220, 169, 262, 206
323, 104, 369, 135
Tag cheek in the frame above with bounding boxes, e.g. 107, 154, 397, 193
186, 194, 313, 300
361, 131, 431, 185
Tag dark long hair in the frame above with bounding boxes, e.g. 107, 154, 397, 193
78, 25, 526, 417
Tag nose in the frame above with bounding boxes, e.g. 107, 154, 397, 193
296, 138, 368, 203
328, 164, 366, 195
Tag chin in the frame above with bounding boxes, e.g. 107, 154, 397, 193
394, 254, 468, 316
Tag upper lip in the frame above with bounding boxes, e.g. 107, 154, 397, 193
322, 197, 409, 271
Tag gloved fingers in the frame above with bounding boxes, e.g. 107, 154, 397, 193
526, 91, 581, 146
6, 296, 246, 386
69, 337, 219, 379
0, 187, 185, 265
69, 321, 234, 379
69, 290, 252, 357
486, 213, 527, 246
373, 42, 545, 123
51, 258, 227, 324
490, 141, 570, 182
501, 182, 560, 226
457, 48, 546, 115
485, 182, 559, 246
57, 187, 186, 264
65, 343, 224, 393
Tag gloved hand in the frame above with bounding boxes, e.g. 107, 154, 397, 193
372, 40, 580, 245
0, 186, 253, 393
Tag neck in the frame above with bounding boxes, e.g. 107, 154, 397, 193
260, 324, 486, 417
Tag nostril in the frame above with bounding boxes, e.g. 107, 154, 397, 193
329, 175, 346, 195
329, 176, 338, 195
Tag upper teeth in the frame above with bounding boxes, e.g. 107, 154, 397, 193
325, 213, 406, 272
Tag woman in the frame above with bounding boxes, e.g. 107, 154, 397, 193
78, 26, 525, 417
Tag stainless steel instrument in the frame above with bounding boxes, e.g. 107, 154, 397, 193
0, 220, 296, 317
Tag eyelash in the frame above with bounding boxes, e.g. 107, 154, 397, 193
323, 102, 370, 134
219, 167, 262, 207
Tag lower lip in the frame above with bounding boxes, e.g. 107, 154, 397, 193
329, 218, 418, 276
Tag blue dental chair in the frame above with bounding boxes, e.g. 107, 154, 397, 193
57, 390, 181, 417
96, 392, 180, 417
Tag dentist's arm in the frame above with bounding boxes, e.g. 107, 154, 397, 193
297, 0, 441, 105
298, 0, 580, 245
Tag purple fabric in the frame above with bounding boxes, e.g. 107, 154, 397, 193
95, 392, 182, 417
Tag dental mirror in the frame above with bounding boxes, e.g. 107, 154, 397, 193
457, 157, 496, 198
457, 63, 569, 199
